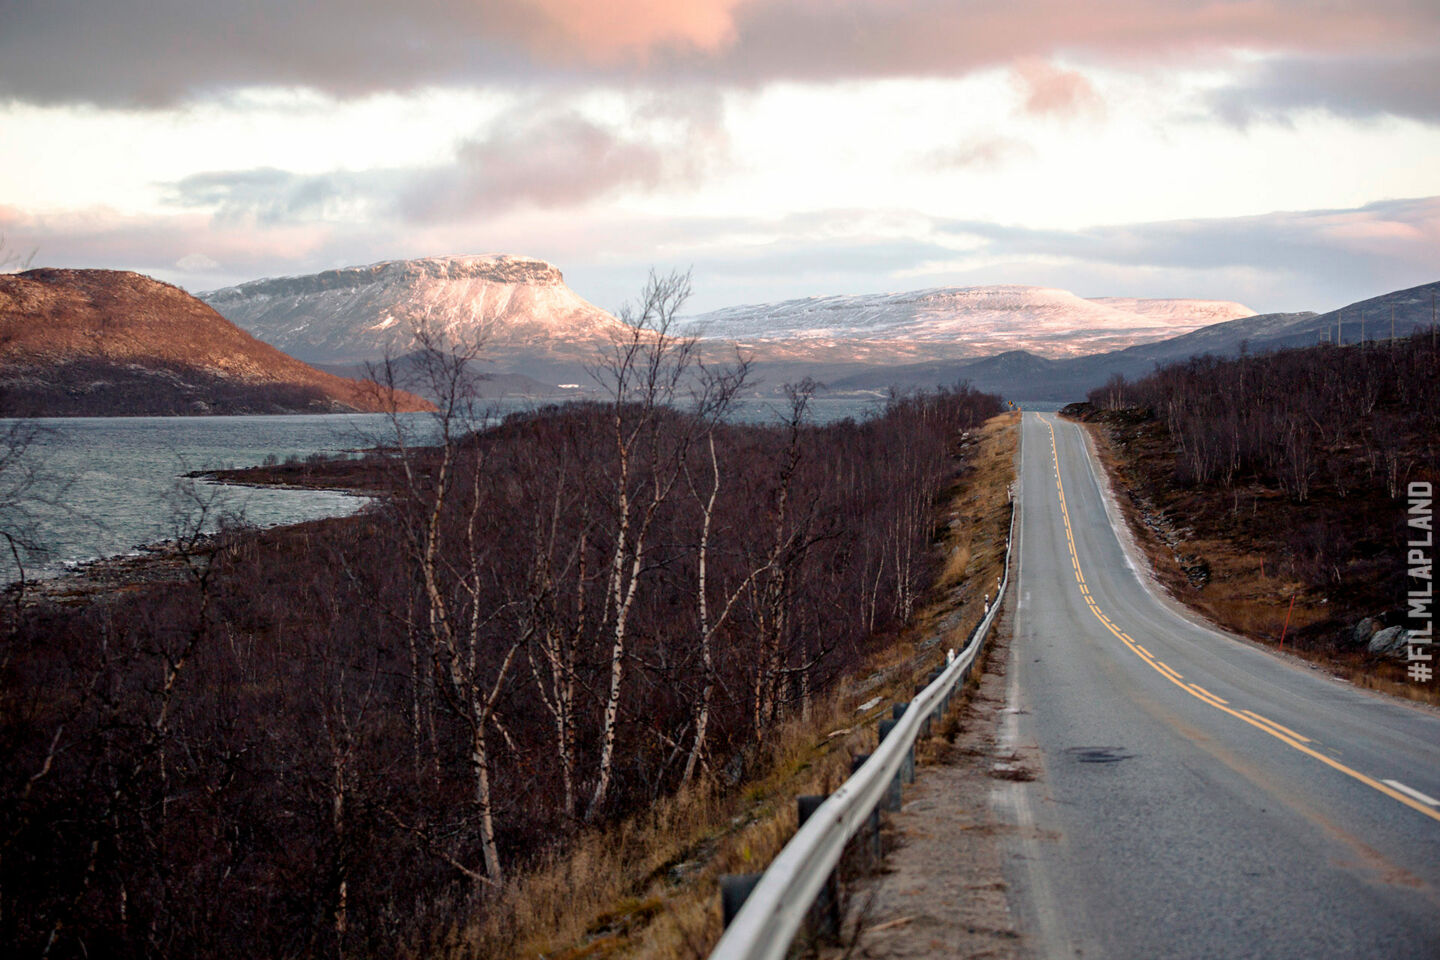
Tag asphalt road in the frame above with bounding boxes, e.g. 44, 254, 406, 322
999, 412, 1440, 959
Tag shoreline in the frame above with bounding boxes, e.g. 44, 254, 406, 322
13, 533, 231, 605
13, 466, 384, 605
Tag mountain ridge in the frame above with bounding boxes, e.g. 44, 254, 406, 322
204, 256, 1258, 381
0, 268, 432, 416
682, 284, 1255, 362
826, 280, 1439, 400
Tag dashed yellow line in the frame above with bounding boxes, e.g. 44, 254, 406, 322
1034, 414, 1440, 826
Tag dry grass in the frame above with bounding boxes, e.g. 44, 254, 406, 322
453, 411, 1020, 959
1078, 418, 1440, 708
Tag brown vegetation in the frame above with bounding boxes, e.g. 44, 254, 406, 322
1068, 331, 1439, 701
471, 408, 1018, 959
0, 284, 1005, 958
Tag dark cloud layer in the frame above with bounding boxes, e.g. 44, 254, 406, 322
1212, 52, 1440, 125
3, 0, 1437, 123
937, 196, 1440, 278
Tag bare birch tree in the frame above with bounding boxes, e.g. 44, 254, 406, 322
678, 358, 761, 786
371, 324, 517, 883
583, 270, 752, 819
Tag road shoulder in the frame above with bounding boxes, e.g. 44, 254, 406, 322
835, 611, 1027, 959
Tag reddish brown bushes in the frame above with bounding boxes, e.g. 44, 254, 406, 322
0, 379, 1000, 957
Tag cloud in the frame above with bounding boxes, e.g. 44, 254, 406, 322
2, 0, 1436, 112
398, 96, 725, 221
5, 196, 1437, 315
934, 195, 1440, 305
569, 197, 1440, 314
164, 168, 402, 225
159, 95, 728, 226
526, 0, 745, 59
174, 253, 220, 272
1211, 52, 1440, 125
0, 203, 350, 292
926, 137, 1035, 170
1011, 59, 1103, 118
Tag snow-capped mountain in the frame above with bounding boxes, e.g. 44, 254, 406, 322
682, 286, 1255, 363
201, 255, 626, 369
1086, 297, 1264, 328
203, 258, 1257, 382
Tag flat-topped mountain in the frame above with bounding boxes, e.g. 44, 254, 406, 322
682, 285, 1255, 363
0, 269, 431, 416
202, 255, 628, 376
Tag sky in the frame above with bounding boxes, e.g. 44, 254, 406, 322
1, 0, 1438, 316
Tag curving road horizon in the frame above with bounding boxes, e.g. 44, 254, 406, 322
999, 411, 1440, 959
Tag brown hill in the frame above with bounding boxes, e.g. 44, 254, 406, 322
0, 269, 432, 416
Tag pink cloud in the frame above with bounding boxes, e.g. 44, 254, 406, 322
1011, 59, 1103, 118
526, 0, 745, 60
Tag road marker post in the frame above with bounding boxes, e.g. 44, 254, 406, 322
1280, 594, 1295, 648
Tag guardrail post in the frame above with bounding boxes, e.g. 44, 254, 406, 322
913, 684, 932, 737
880, 713, 916, 784
850, 754, 883, 860
796, 796, 842, 938
797, 795, 842, 941
720, 873, 763, 928
877, 719, 906, 806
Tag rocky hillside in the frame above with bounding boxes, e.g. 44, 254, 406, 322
0, 269, 432, 416
202, 256, 628, 379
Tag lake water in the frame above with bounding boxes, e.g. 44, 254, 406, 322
0, 396, 882, 582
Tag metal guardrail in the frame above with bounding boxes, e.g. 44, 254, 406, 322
709, 493, 1017, 960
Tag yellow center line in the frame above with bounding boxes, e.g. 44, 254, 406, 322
1241, 710, 1312, 743
1155, 662, 1185, 682
1186, 683, 1230, 705
1034, 415, 1440, 826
